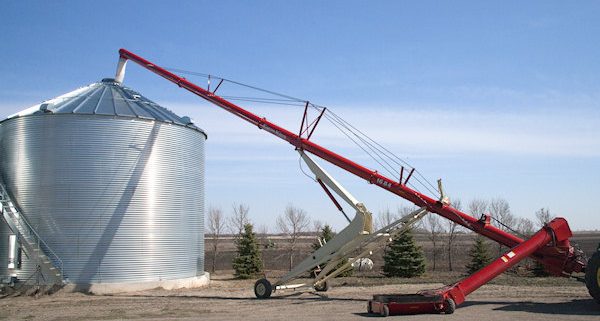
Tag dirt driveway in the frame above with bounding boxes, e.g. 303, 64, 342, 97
0, 277, 598, 321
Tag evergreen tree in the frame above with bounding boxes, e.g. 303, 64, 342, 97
383, 229, 426, 278
232, 223, 263, 279
312, 225, 353, 277
312, 225, 335, 250
466, 236, 491, 274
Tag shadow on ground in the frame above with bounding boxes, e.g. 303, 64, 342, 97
120, 292, 366, 303
462, 299, 599, 316
349, 299, 600, 318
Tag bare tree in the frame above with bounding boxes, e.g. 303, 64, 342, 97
257, 224, 269, 236
515, 216, 536, 271
516, 217, 535, 237
376, 208, 396, 230
489, 198, 515, 255
446, 199, 463, 271
312, 219, 324, 233
229, 203, 250, 235
468, 199, 488, 218
397, 205, 420, 227
397, 205, 416, 217
207, 207, 226, 273
424, 214, 445, 271
490, 198, 515, 230
535, 208, 554, 228
276, 205, 310, 270
256, 224, 272, 250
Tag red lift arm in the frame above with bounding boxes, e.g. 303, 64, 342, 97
117, 48, 585, 278
116, 50, 596, 314
369, 218, 575, 315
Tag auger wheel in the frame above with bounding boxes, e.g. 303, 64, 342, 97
314, 280, 329, 292
254, 278, 273, 299
443, 298, 456, 314
585, 250, 600, 304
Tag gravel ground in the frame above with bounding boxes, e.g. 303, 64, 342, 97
0, 276, 598, 321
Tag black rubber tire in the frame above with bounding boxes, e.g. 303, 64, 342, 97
585, 251, 600, 304
443, 298, 456, 314
314, 281, 329, 292
254, 278, 272, 299
380, 304, 389, 317
367, 301, 373, 314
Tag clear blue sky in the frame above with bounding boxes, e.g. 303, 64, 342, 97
1, 1, 599, 232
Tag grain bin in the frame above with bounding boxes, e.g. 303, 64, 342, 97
0, 78, 207, 291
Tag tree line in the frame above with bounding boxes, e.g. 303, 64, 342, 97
418, 198, 555, 273
207, 203, 313, 276
206, 199, 556, 279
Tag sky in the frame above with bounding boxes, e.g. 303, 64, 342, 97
1, 1, 599, 232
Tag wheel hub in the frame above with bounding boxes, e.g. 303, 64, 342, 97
256, 283, 266, 296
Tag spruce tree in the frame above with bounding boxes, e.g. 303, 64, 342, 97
312, 225, 353, 277
466, 236, 491, 274
383, 229, 425, 277
232, 223, 263, 279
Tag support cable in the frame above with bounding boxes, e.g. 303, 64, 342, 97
162, 66, 440, 197
323, 111, 439, 196
324, 109, 440, 196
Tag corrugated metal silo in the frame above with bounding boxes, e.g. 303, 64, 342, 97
0, 78, 207, 288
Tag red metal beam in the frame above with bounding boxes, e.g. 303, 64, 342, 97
370, 218, 574, 315
447, 218, 573, 305
316, 179, 351, 223
117, 48, 584, 275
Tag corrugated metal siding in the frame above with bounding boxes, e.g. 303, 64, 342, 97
0, 223, 11, 281
0, 114, 205, 283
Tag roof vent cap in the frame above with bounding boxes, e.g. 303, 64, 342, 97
101, 78, 118, 84
181, 116, 194, 125
39, 103, 52, 113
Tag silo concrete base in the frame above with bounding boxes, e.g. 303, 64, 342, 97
65, 272, 210, 295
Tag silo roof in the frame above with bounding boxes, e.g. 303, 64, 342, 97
5, 78, 205, 136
